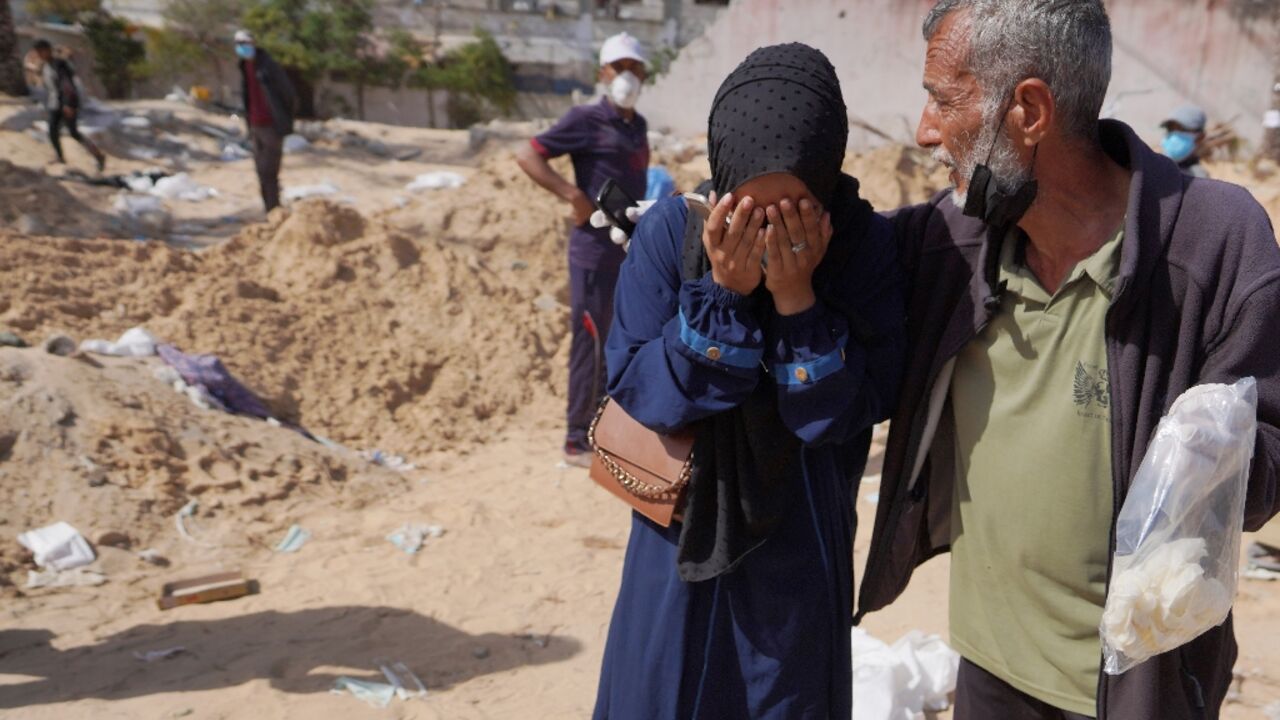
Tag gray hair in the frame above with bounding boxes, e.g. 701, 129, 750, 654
923, 0, 1112, 143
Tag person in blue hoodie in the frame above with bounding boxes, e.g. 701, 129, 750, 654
592, 44, 905, 719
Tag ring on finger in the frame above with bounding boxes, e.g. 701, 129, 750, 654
790, 242, 808, 253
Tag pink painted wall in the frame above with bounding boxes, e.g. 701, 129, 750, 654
644, 0, 1276, 149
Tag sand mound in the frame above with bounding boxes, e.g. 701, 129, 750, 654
0, 153, 578, 458
844, 144, 951, 211
0, 160, 122, 239
0, 347, 404, 587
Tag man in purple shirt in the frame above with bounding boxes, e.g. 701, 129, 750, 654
516, 32, 651, 466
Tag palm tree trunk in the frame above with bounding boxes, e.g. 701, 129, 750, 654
0, 0, 28, 96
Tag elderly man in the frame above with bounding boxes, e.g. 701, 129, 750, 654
857, 2, 1280, 719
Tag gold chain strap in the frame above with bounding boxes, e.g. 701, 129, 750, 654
588, 399, 693, 501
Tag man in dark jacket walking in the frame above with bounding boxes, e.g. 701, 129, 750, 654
235, 30, 296, 212
857, 2, 1280, 719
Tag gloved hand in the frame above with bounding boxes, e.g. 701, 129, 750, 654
589, 200, 657, 249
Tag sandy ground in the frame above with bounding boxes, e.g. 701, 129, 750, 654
2, 95, 1280, 719
3, 435, 1278, 719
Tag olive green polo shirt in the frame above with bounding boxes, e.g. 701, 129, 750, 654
949, 226, 1122, 717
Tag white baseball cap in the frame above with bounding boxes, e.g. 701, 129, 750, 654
599, 32, 647, 67
234, 30, 254, 44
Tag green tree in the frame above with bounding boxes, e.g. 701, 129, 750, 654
1, 0, 27, 96
142, 0, 242, 100
82, 13, 145, 99
433, 30, 516, 128
296, 0, 377, 119
23, 0, 100, 24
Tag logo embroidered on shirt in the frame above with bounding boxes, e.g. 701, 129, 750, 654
1073, 361, 1111, 418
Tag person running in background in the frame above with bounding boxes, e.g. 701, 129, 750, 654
34, 40, 105, 172
235, 30, 297, 213
515, 32, 650, 467
1160, 104, 1211, 178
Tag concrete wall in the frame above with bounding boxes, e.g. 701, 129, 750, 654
643, 0, 1278, 150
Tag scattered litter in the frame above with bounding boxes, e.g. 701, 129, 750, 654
405, 171, 465, 192
850, 628, 959, 720
284, 182, 341, 202
510, 260, 529, 271
220, 143, 251, 161
158, 345, 274, 420
283, 134, 310, 153
0, 331, 27, 348
862, 474, 881, 485
863, 492, 880, 505
18, 521, 96, 571
151, 174, 218, 202
129, 147, 161, 161
121, 116, 152, 130
153, 365, 219, 411
27, 567, 107, 589
134, 646, 186, 662
331, 677, 396, 708
175, 499, 219, 548
80, 326, 160, 357
361, 449, 416, 472
158, 571, 258, 610
137, 548, 170, 566
43, 334, 76, 357
382, 660, 428, 700
273, 524, 311, 553
1265, 700, 1280, 720
387, 523, 445, 555
113, 193, 172, 234
533, 294, 561, 312
1245, 567, 1280, 581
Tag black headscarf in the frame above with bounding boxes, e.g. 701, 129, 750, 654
708, 43, 849, 206
676, 43, 874, 582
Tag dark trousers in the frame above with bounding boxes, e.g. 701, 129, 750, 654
48, 109, 100, 163
250, 125, 283, 212
566, 264, 618, 451
955, 658, 1096, 720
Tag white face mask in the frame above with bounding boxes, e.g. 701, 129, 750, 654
608, 71, 642, 110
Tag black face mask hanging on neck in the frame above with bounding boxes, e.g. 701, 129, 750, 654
961, 102, 1039, 230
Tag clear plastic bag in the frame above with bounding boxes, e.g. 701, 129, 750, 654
1101, 377, 1257, 674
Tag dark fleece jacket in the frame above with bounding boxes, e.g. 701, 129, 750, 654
858, 119, 1280, 719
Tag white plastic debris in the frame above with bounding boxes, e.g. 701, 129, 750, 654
113, 193, 167, 217
284, 182, 340, 203
220, 143, 251, 161
331, 677, 396, 708
134, 647, 186, 662
273, 524, 311, 553
283, 134, 310, 153
153, 365, 219, 411
175, 499, 218, 548
151, 173, 218, 202
851, 628, 960, 720
361, 449, 416, 472
17, 521, 96, 571
80, 326, 160, 357
26, 567, 107, 589
387, 523, 445, 555
121, 116, 152, 129
405, 171, 465, 192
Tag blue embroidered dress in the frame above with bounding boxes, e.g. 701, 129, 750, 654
593, 197, 905, 719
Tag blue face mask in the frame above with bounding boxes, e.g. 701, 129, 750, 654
1162, 130, 1196, 163
235, 44, 255, 60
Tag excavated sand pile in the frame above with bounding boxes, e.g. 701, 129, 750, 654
0, 153, 577, 461
0, 347, 405, 586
